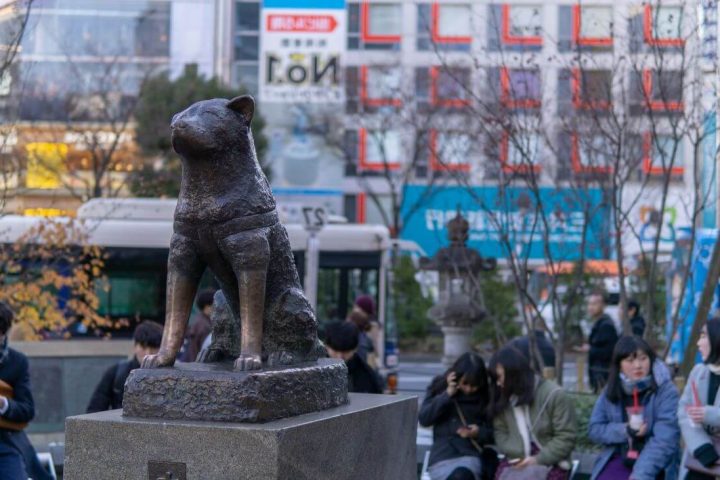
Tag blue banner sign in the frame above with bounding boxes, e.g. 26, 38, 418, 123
400, 185, 609, 260
667, 229, 720, 365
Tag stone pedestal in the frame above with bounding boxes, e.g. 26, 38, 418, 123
122, 359, 347, 422
64, 393, 418, 480
441, 325, 473, 366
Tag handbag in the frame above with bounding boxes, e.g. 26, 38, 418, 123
497, 464, 552, 480
0, 379, 27, 431
684, 437, 720, 477
495, 389, 563, 480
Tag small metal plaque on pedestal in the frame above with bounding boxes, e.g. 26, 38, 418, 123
148, 461, 186, 480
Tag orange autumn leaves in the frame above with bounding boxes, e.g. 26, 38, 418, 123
0, 218, 121, 340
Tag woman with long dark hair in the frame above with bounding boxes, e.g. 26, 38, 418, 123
488, 346, 575, 480
589, 336, 679, 479
419, 352, 495, 480
679, 317, 720, 479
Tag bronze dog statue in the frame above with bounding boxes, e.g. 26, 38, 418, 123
142, 95, 320, 371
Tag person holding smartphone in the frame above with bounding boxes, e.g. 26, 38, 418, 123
589, 336, 679, 480
419, 352, 496, 480
679, 318, 720, 480
489, 345, 576, 480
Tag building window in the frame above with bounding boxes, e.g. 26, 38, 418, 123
573, 5, 612, 46
417, 3, 472, 50
433, 3, 471, 43
430, 66, 470, 107
571, 69, 611, 110
236, 2, 260, 30
362, 2, 402, 41
501, 4, 542, 46
500, 68, 541, 109
644, 5, 683, 46
359, 128, 402, 171
234, 1, 260, 92
500, 131, 540, 173
360, 65, 402, 107
430, 130, 471, 172
233, 64, 259, 96
235, 35, 259, 60
643, 133, 683, 175
571, 133, 613, 174
642, 70, 683, 111
348, 1, 402, 49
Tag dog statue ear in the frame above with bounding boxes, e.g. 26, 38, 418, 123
227, 95, 255, 124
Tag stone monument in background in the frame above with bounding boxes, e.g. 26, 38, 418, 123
420, 209, 496, 366
63, 96, 416, 480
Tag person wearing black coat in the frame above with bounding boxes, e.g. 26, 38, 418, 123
323, 321, 383, 394
586, 293, 619, 393
86, 320, 163, 413
628, 300, 646, 338
0, 302, 52, 480
419, 353, 497, 480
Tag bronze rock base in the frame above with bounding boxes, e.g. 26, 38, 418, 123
122, 358, 348, 423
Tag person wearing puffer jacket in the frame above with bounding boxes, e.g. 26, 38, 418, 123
678, 317, 720, 480
589, 335, 680, 480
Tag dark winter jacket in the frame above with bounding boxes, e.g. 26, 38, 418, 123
510, 331, 556, 369
182, 312, 212, 362
86, 357, 139, 413
0, 348, 52, 480
346, 354, 383, 393
630, 314, 646, 338
589, 361, 680, 480
419, 386, 493, 467
589, 314, 619, 381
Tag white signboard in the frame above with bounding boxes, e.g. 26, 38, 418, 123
260, 0, 345, 103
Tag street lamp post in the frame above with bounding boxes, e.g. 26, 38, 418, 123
420, 209, 496, 366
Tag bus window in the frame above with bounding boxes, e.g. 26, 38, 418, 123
347, 268, 379, 311
317, 268, 341, 324
96, 274, 163, 319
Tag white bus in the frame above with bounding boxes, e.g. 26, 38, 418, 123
0, 199, 399, 376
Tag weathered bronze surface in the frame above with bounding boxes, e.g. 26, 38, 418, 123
141, 95, 321, 371
123, 359, 348, 422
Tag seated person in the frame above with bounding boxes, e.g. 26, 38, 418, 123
0, 302, 52, 480
86, 320, 163, 412
324, 321, 384, 394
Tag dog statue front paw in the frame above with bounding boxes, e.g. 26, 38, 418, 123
234, 353, 262, 371
141, 349, 176, 368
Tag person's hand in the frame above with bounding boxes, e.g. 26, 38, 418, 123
631, 422, 648, 437
456, 424, 479, 438
446, 371, 458, 397
688, 406, 706, 424
514, 456, 538, 469
573, 343, 590, 353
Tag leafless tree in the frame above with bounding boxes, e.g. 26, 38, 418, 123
423, 1, 713, 382
0, 0, 34, 212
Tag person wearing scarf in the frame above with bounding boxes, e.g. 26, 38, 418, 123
0, 302, 52, 480
589, 335, 680, 480
679, 317, 720, 479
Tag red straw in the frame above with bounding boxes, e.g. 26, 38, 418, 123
633, 387, 639, 408
692, 380, 702, 407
